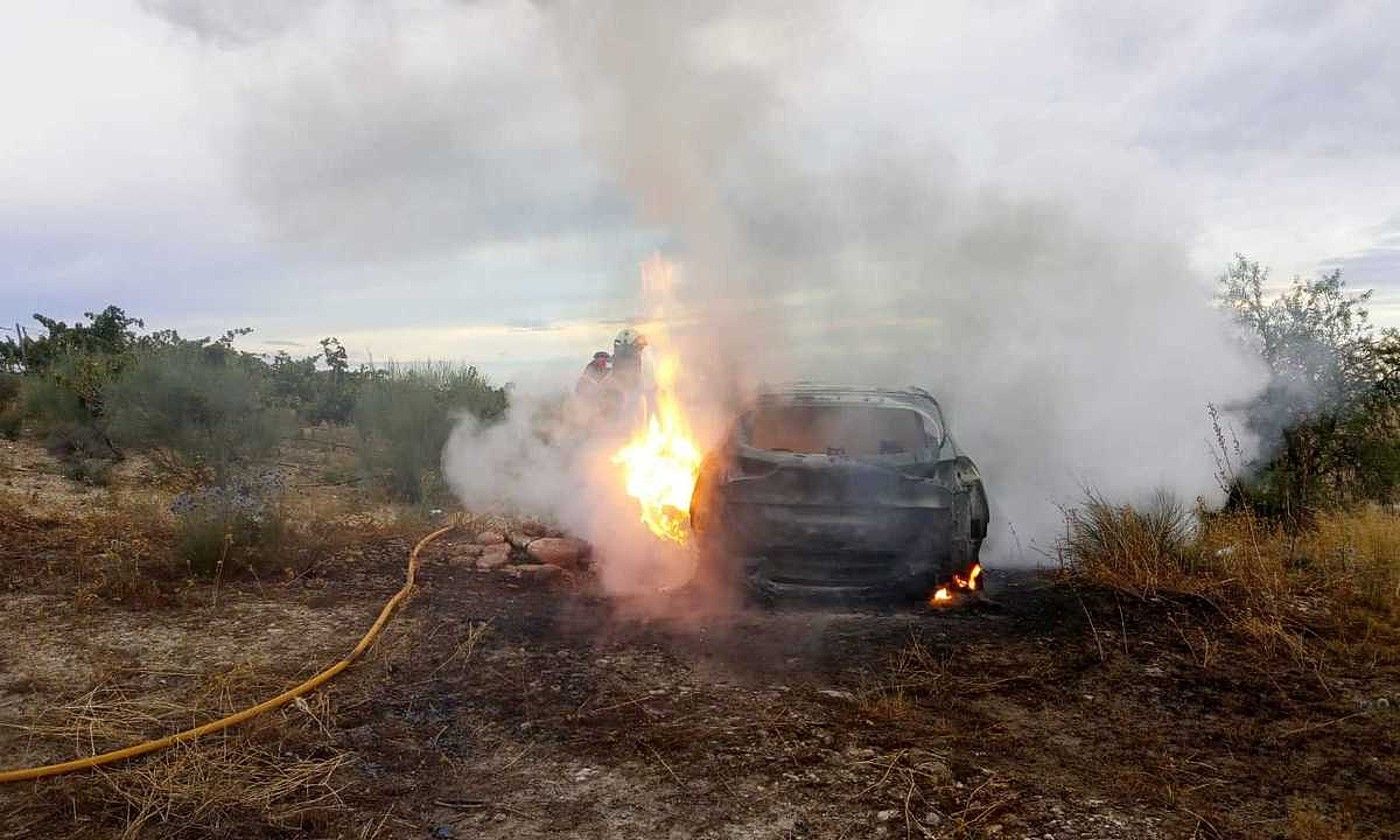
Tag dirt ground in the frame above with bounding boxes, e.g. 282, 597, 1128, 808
0, 529, 1395, 838
0, 436, 1396, 839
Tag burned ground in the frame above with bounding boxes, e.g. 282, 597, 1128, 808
2, 518, 1395, 839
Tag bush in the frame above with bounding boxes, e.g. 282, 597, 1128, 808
353, 363, 508, 502
0, 407, 19, 440
353, 378, 449, 503
0, 372, 19, 406
104, 348, 289, 481
170, 475, 287, 576
265, 338, 359, 424
0, 374, 20, 438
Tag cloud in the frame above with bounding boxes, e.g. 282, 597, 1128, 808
212, 1, 636, 258
1, 0, 1396, 393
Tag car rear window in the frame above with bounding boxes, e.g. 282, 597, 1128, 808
743, 405, 929, 456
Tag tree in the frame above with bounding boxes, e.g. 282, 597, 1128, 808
0, 306, 143, 373
1219, 255, 1400, 513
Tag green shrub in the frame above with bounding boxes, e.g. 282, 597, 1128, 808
20, 351, 122, 429
104, 348, 289, 481
0, 372, 19, 406
1219, 256, 1400, 515
353, 363, 508, 502
21, 365, 121, 465
404, 361, 510, 422
0, 407, 20, 440
353, 377, 447, 502
265, 338, 359, 424
0, 375, 20, 439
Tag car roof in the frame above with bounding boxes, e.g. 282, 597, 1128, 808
753, 382, 942, 412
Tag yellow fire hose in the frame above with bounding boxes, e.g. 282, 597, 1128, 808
0, 524, 456, 784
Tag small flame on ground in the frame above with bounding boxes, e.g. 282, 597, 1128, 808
612, 355, 703, 544
928, 562, 983, 607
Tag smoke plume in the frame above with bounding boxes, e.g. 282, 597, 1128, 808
537, 2, 1268, 557
146, 0, 1271, 567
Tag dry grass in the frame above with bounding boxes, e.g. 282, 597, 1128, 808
1062, 494, 1400, 661
0, 487, 181, 608
0, 479, 423, 612
1285, 805, 1358, 840
856, 634, 952, 722
1, 660, 359, 839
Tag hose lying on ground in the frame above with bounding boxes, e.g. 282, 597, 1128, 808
0, 524, 456, 784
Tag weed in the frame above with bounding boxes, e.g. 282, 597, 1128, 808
1059, 490, 1198, 598
170, 475, 289, 577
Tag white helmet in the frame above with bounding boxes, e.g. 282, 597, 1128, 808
614, 328, 648, 350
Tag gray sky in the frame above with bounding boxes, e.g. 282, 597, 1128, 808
2, 0, 1397, 385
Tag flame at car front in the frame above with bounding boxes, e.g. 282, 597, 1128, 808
611, 353, 703, 545
929, 562, 983, 607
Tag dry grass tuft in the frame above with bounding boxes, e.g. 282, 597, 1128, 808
1062, 494, 1400, 662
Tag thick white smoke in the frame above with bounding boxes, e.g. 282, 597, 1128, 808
540, 2, 1269, 557
144, 0, 1271, 566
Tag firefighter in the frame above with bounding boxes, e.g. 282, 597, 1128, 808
575, 351, 612, 397
610, 328, 648, 390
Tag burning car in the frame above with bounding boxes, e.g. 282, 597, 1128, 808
689, 385, 989, 601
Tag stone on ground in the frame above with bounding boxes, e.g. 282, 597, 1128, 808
477, 544, 512, 570
526, 537, 591, 569
475, 530, 505, 546
451, 543, 484, 561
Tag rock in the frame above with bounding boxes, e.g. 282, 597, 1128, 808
476, 530, 505, 546
477, 544, 512, 570
452, 544, 484, 560
526, 537, 591, 569
519, 520, 548, 537
432, 827, 455, 839
876, 809, 896, 822
506, 531, 534, 550
818, 689, 856, 703
511, 563, 563, 583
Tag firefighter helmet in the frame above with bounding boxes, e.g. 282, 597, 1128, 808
614, 328, 648, 350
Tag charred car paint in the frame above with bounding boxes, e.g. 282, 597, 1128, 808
690, 385, 989, 600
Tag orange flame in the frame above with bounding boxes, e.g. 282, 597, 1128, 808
612, 355, 702, 544
928, 562, 983, 607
